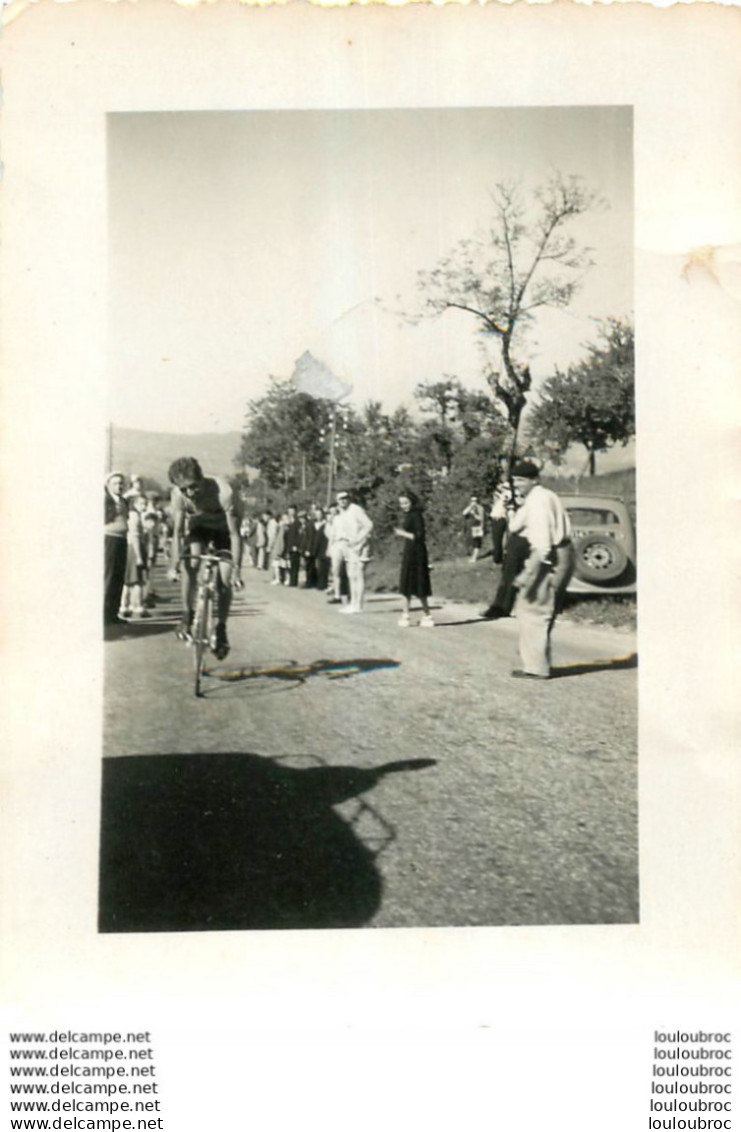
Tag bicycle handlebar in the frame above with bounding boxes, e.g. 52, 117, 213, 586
176, 548, 234, 564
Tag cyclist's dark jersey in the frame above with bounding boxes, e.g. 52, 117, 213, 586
171, 476, 242, 549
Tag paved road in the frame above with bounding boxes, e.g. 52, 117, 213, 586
101, 567, 638, 933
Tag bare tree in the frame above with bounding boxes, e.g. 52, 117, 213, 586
416, 174, 601, 454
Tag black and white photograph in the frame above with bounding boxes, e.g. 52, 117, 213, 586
100, 106, 637, 933
3, 5, 738, 1129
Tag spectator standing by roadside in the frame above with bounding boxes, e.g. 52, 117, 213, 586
120, 494, 150, 620
264, 510, 278, 572
462, 493, 486, 562
325, 503, 344, 602
394, 490, 434, 628
240, 513, 256, 568
270, 512, 290, 586
508, 460, 574, 680
124, 473, 145, 502
311, 506, 330, 592
104, 471, 129, 628
334, 490, 373, 614
284, 505, 301, 587
159, 505, 174, 561
480, 478, 530, 621
297, 510, 316, 588
141, 494, 163, 607
254, 512, 267, 569
489, 459, 511, 565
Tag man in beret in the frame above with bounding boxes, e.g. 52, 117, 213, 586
508, 460, 574, 679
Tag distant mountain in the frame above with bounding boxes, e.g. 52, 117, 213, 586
109, 426, 245, 489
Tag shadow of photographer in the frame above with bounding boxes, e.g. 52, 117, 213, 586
99, 752, 435, 934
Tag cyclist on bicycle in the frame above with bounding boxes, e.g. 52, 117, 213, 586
167, 457, 243, 660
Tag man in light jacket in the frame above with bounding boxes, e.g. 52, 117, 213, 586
333, 490, 373, 614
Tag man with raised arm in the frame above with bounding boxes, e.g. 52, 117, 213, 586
167, 457, 243, 660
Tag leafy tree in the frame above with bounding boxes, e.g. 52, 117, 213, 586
331, 401, 406, 499
415, 175, 600, 452
412, 418, 458, 476
414, 377, 504, 441
527, 319, 635, 475
445, 434, 504, 497
414, 378, 463, 425
238, 370, 514, 556
456, 388, 508, 445
387, 405, 418, 462
238, 378, 333, 491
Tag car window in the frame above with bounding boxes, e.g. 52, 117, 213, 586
566, 507, 620, 526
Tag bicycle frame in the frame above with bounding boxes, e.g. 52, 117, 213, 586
179, 548, 232, 697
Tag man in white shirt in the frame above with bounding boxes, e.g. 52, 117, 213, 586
333, 490, 373, 614
508, 460, 574, 679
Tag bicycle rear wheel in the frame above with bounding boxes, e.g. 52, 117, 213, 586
192, 586, 212, 697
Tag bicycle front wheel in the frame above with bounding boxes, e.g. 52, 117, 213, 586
192, 586, 212, 697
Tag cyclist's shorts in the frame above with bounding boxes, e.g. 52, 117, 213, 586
186, 525, 232, 555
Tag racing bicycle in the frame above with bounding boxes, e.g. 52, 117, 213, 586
177, 546, 234, 697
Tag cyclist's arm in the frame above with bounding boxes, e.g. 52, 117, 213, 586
217, 480, 243, 575
169, 495, 185, 573
226, 512, 242, 573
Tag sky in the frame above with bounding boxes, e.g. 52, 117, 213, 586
107, 107, 632, 435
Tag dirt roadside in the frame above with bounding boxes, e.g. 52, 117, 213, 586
101, 569, 638, 931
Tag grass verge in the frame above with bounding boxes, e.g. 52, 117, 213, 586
367, 551, 637, 632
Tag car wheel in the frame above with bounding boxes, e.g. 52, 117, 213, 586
573, 535, 628, 584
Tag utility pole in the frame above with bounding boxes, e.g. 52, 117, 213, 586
290, 350, 352, 507
325, 403, 337, 507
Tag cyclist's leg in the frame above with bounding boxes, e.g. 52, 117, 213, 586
179, 538, 202, 635
210, 543, 233, 659
216, 557, 233, 624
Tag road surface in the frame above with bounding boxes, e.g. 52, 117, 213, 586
101, 566, 638, 933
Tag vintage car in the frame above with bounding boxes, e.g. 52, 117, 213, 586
559, 494, 637, 595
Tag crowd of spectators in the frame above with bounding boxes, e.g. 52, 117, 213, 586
104, 472, 171, 627
106, 467, 523, 632
105, 458, 575, 680
238, 493, 373, 613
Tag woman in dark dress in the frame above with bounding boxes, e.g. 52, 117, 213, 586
394, 490, 434, 628
311, 506, 330, 593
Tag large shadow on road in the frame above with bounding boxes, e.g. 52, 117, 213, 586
99, 752, 435, 933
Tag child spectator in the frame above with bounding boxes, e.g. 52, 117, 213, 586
462, 494, 486, 562
119, 495, 150, 619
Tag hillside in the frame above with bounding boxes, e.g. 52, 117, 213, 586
109, 427, 244, 489
108, 424, 636, 497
